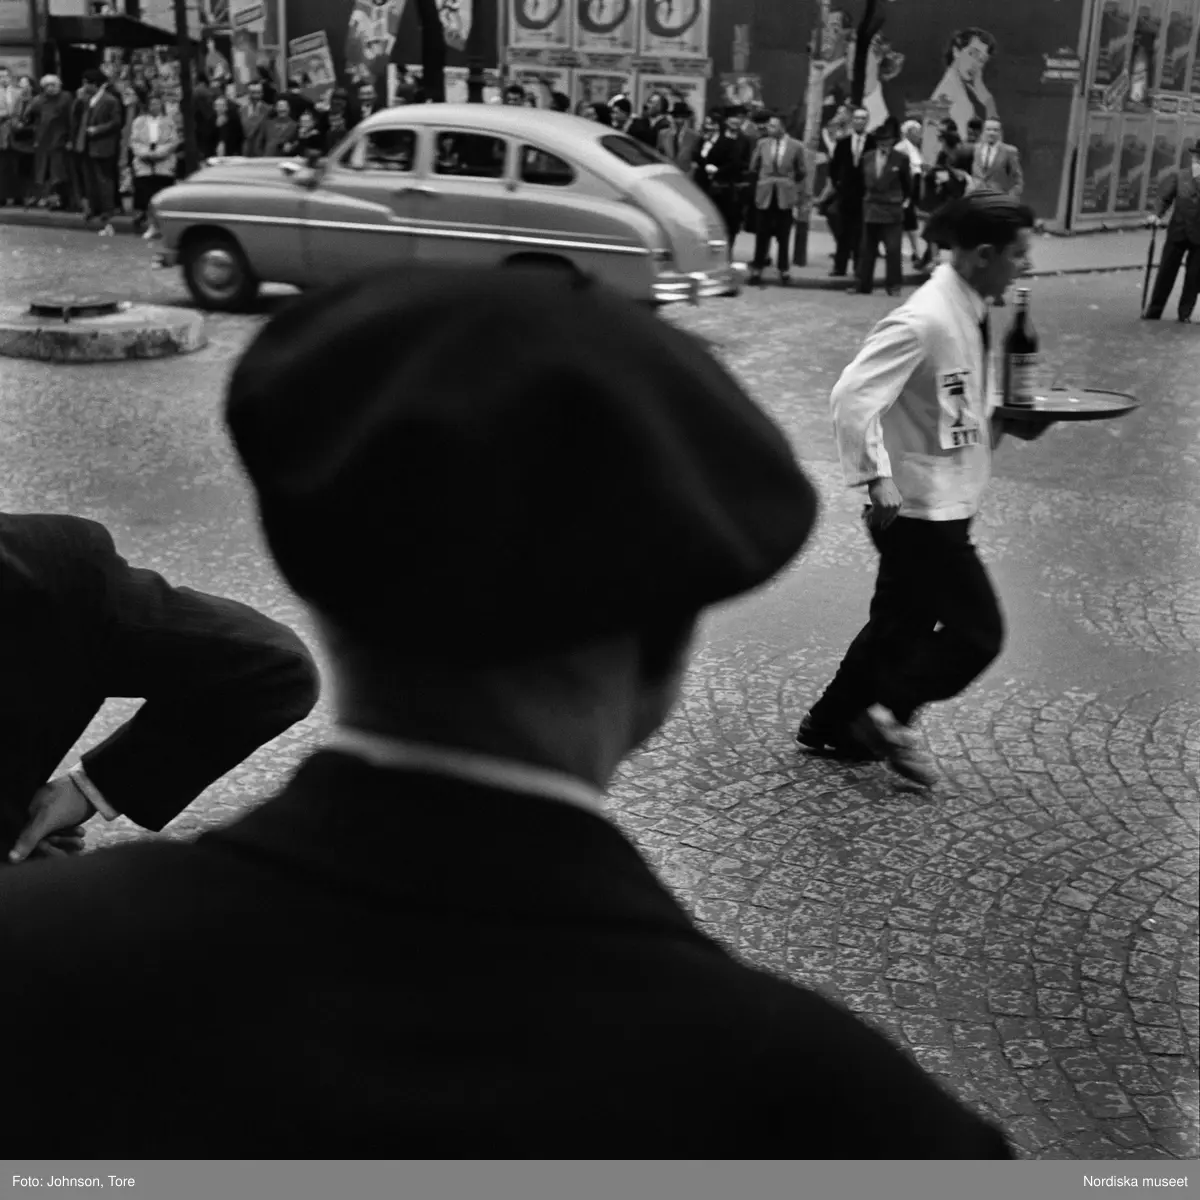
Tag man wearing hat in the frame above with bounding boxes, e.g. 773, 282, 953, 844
799, 192, 1055, 784
1142, 138, 1200, 323
0, 267, 1012, 1159
850, 117, 912, 297
608, 94, 634, 134
656, 101, 697, 171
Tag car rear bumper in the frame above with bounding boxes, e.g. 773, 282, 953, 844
652, 262, 746, 304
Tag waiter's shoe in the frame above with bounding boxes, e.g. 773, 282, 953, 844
795, 714, 884, 762
848, 706, 938, 788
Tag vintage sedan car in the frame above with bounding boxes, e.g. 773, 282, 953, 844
147, 105, 743, 311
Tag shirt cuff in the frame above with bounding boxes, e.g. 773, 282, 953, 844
68, 765, 119, 822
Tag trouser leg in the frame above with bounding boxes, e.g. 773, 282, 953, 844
883, 221, 904, 291
1145, 238, 1185, 318
1177, 240, 1200, 321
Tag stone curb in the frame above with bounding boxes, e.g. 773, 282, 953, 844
780, 263, 1144, 293
0, 304, 207, 362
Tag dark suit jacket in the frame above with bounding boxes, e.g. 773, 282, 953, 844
695, 131, 750, 189
829, 132, 875, 208
1158, 167, 1200, 243
971, 141, 1023, 199
0, 513, 319, 857
83, 90, 123, 160
202, 112, 244, 158
657, 122, 698, 172
0, 751, 1015, 1157
861, 147, 912, 224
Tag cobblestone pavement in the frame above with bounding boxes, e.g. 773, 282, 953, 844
1, 227, 1197, 1160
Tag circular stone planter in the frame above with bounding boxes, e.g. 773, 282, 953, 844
0, 297, 207, 363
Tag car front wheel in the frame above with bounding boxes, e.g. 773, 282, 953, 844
181, 233, 260, 312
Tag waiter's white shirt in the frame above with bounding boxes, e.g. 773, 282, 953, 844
830, 264, 998, 522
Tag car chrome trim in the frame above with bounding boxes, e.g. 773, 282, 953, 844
154, 210, 649, 257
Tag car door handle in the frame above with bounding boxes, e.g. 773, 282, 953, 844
395, 185, 436, 197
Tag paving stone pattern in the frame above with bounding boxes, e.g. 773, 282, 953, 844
0, 227, 1196, 1160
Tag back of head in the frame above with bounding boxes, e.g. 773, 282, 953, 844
225, 268, 819, 670
925, 189, 1035, 250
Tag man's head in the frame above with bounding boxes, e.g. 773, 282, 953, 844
551, 90, 570, 113
766, 113, 786, 140
671, 101, 691, 127
80, 68, 105, 98
874, 120, 898, 154
901, 119, 922, 147
946, 27, 997, 85
502, 84, 526, 106
248, 81, 264, 103
751, 108, 770, 138
610, 94, 632, 125
0, 67, 10, 87
982, 118, 1002, 145
850, 106, 869, 135
965, 117, 984, 143
224, 268, 818, 776
928, 190, 1035, 301
646, 92, 667, 118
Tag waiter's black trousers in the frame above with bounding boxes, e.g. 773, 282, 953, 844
1144, 235, 1200, 321
809, 515, 1005, 728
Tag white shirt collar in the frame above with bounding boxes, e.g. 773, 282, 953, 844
325, 726, 608, 817
934, 262, 989, 323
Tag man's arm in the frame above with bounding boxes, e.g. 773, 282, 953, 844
72, 524, 320, 833
1156, 171, 1178, 219
90, 96, 122, 139
1007, 145, 1024, 199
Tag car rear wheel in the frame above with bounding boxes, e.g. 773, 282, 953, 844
181, 232, 260, 313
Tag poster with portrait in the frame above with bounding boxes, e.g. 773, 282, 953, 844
573, 70, 633, 105
345, 0, 405, 87
1079, 114, 1119, 213
639, 0, 709, 60
636, 73, 706, 117
1093, 0, 1136, 87
575, 0, 636, 55
1114, 114, 1152, 208
512, 66, 571, 105
1159, 0, 1194, 92
1147, 115, 1183, 204
288, 31, 336, 101
1126, 0, 1165, 109
509, 0, 573, 52
720, 73, 762, 108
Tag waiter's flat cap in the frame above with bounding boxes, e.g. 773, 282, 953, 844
226, 267, 818, 664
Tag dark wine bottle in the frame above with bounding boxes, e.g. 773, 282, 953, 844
1002, 287, 1038, 407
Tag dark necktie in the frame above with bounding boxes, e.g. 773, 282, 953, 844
964, 81, 989, 124
979, 314, 991, 395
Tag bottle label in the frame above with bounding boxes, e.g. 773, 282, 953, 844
1007, 353, 1038, 406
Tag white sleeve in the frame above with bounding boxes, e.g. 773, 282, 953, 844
68, 764, 119, 821
830, 311, 927, 487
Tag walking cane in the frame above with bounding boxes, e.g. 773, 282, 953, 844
1141, 221, 1159, 315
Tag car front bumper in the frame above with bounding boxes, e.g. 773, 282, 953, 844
652, 262, 747, 304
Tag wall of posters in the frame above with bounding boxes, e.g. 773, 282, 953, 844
1147, 114, 1183, 203
1126, 0, 1165, 108
1079, 112, 1119, 213
1114, 112, 1152, 207
640, 0, 708, 59
1160, 0, 1194, 90
573, 68, 633, 105
288, 30, 336, 100
399, 62, 499, 102
636, 71, 705, 114
575, 0, 636, 55
512, 64, 571, 104
509, 0, 573, 52
1093, 0, 1136, 85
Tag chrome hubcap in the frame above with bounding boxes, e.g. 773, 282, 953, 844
197, 248, 238, 294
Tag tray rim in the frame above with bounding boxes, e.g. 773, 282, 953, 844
996, 387, 1139, 421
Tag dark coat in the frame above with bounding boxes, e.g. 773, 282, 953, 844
1158, 166, 1200, 243
861, 146, 912, 224
261, 115, 298, 157
202, 111, 244, 158
30, 89, 73, 185
828, 131, 875, 210
0, 751, 1015, 1157
0, 513, 319, 859
694, 131, 750, 190
82, 89, 123, 159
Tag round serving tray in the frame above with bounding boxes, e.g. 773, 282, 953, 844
997, 388, 1139, 421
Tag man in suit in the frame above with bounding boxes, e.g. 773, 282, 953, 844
1, 512, 320, 865
0, 267, 1013, 1159
852, 118, 911, 297
972, 119, 1023, 198
0, 66, 19, 205
239, 80, 271, 155
1143, 138, 1200, 323
828, 105, 873, 278
698, 107, 753, 248
656, 101, 697, 171
748, 112, 806, 286
75, 68, 122, 235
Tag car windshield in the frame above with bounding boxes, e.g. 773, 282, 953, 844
599, 134, 669, 167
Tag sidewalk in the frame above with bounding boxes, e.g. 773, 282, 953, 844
735, 222, 1153, 290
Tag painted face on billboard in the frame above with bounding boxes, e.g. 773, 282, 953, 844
952, 34, 991, 85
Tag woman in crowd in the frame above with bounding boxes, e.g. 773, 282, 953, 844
118, 83, 143, 216
692, 110, 722, 188
27, 74, 73, 210
129, 91, 178, 230
897, 118, 927, 271
203, 93, 244, 158
261, 98, 298, 156
8, 75, 37, 207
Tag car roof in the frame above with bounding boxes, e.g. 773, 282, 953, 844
358, 105, 654, 177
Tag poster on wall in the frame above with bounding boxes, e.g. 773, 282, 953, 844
1114, 114, 1152, 208
1147, 115, 1183, 204
509, 0, 573, 52
576, 0, 636, 55
636, 73, 705, 115
1159, 0, 1194, 92
1079, 114, 1119, 213
512, 66, 571, 105
288, 31, 337, 101
0, 0, 31, 39
640, 0, 708, 59
1192, 8, 1200, 92
574, 70, 633, 105
720, 73, 762, 107
399, 64, 498, 102
1094, 0, 1136, 87
0, 52, 33, 78
1126, 0, 1166, 109
345, 0, 405, 87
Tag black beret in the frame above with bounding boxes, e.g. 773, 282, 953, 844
225, 268, 818, 665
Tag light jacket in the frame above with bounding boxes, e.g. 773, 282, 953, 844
130, 113, 179, 178
830, 264, 999, 522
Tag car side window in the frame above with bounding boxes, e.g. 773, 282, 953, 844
433, 132, 507, 179
345, 129, 416, 173
520, 146, 575, 187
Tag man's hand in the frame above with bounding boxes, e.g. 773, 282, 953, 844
1145, 213, 1165, 228
866, 477, 903, 531
9, 776, 95, 865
